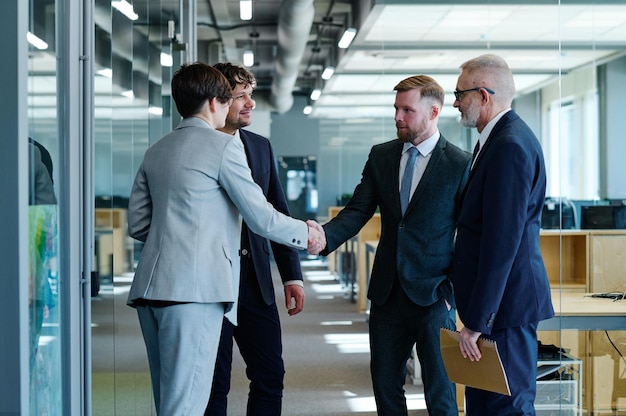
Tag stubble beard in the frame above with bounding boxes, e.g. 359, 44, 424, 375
225, 114, 251, 132
460, 100, 480, 128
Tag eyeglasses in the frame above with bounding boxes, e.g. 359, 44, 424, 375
453, 87, 495, 101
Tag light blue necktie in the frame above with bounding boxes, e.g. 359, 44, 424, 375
400, 146, 418, 214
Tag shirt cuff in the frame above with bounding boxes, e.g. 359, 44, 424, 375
283, 280, 304, 287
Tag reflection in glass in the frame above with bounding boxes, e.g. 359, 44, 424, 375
28, 140, 60, 414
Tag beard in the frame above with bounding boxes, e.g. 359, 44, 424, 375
396, 127, 417, 143
225, 114, 251, 131
460, 99, 481, 128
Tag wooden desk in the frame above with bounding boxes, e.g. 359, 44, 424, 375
366, 240, 626, 413
365, 241, 626, 331
539, 292, 626, 330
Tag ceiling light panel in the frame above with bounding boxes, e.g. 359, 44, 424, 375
340, 48, 618, 75
240, 0, 252, 21
363, 4, 626, 44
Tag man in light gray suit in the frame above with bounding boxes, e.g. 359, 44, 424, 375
127, 62, 324, 416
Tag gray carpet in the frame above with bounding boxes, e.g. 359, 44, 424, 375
91, 258, 428, 415
224, 258, 427, 415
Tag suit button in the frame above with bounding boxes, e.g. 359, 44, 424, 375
296, 239, 301, 245
241, 249, 249, 256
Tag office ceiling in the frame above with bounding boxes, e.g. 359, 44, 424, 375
191, 0, 626, 118
28, 0, 626, 121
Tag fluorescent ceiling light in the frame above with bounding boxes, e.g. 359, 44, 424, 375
321, 66, 335, 80
243, 50, 254, 67
121, 90, 134, 98
338, 28, 357, 49
27, 32, 48, 50
240, 0, 252, 21
112, 0, 139, 21
303, 105, 313, 115
160, 52, 173, 67
96, 68, 113, 78
310, 89, 322, 101
149, 106, 163, 116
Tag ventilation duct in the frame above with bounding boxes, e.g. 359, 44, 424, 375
270, 0, 315, 113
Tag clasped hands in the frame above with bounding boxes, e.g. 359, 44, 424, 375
306, 220, 326, 255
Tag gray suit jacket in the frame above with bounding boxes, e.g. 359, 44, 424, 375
126, 117, 308, 323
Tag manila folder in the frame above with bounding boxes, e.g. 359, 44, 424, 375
439, 328, 511, 396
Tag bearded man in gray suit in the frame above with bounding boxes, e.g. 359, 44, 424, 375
127, 62, 324, 416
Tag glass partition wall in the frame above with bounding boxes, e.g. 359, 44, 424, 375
91, 0, 173, 414
28, 0, 62, 413
540, 2, 625, 413
27, 0, 174, 414
317, 1, 626, 414
23, 0, 626, 414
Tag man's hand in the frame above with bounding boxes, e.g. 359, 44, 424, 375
306, 220, 326, 255
459, 327, 482, 361
284, 284, 305, 316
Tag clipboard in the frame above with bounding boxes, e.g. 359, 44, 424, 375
439, 328, 511, 396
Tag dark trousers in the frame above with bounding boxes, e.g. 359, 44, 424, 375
206, 260, 285, 416
369, 280, 457, 416
465, 323, 539, 416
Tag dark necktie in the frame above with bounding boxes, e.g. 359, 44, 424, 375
471, 141, 480, 169
400, 147, 418, 214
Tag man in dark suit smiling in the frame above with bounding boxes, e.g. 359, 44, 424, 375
452, 54, 554, 415
309, 75, 471, 415
206, 63, 305, 416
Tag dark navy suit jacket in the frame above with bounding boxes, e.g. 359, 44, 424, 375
239, 129, 303, 304
322, 135, 471, 308
452, 110, 554, 335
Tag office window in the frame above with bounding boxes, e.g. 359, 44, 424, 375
545, 90, 599, 200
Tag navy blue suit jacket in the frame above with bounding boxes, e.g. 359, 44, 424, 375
322, 136, 471, 307
240, 129, 303, 304
452, 110, 554, 335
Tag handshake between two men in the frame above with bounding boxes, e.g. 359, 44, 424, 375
306, 220, 326, 255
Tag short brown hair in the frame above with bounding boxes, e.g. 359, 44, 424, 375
213, 62, 257, 91
171, 62, 232, 118
394, 75, 445, 106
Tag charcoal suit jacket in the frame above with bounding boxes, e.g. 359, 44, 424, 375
322, 135, 471, 308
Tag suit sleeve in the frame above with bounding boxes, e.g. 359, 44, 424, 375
219, 138, 308, 250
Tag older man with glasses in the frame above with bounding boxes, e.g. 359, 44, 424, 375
451, 53, 554, 416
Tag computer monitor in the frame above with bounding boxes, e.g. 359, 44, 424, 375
580, 205, 626, 229
541, 197, 576, 229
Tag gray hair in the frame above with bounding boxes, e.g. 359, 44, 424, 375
460, 54, 516, 105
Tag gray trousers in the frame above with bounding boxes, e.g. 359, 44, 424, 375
137, 302, 224, 415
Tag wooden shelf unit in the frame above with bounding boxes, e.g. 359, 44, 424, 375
539, 229, 626, 414
94, 208, 131, 277
540, 230, 589, 291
